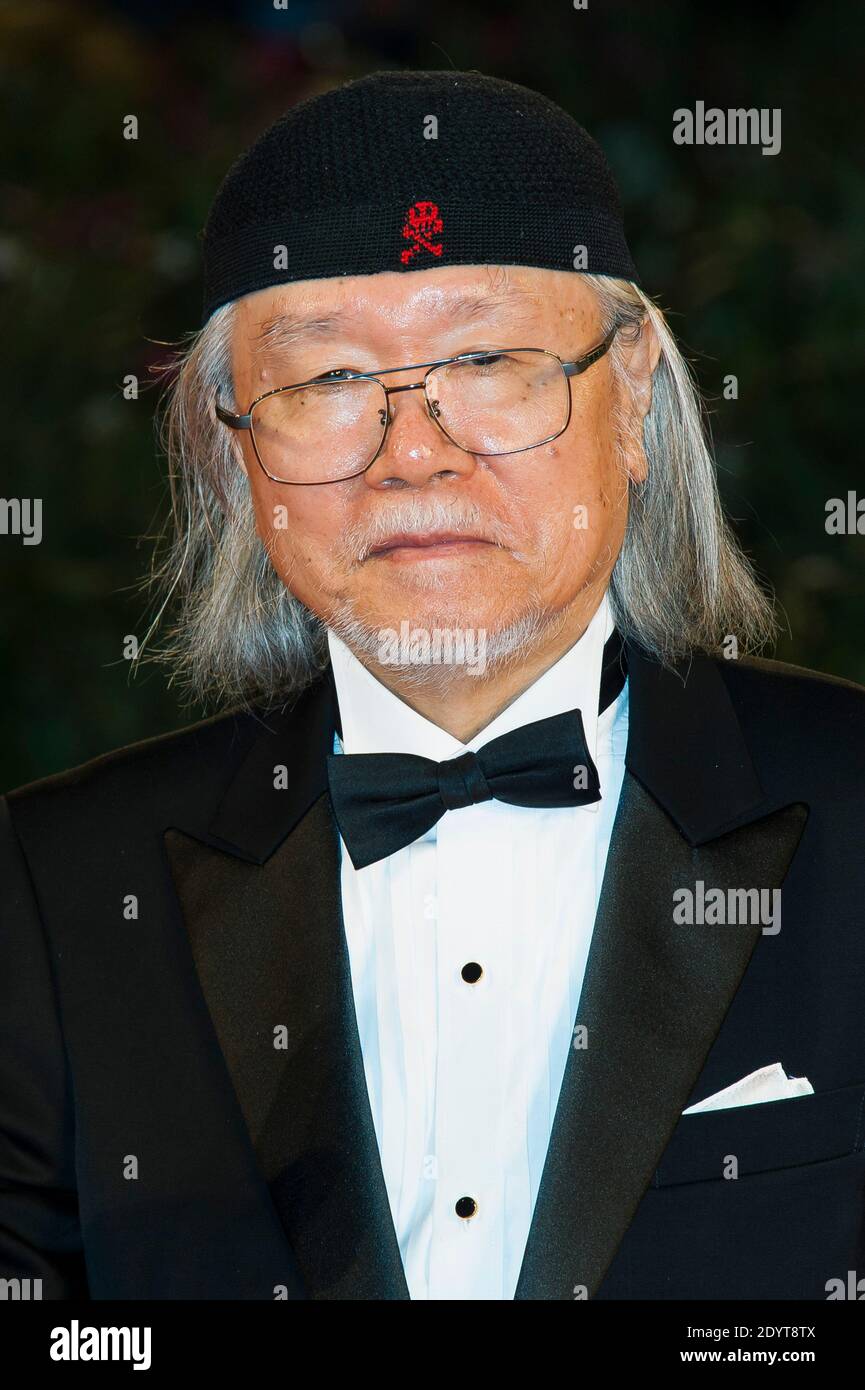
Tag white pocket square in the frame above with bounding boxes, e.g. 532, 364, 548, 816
683, 1062, 814, 1114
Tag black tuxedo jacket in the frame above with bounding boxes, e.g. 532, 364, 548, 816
2, 641, 864, 1301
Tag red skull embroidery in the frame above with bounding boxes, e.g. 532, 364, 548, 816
400, 201, 444, 265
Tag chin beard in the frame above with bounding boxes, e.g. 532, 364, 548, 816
321, 589, 572, 694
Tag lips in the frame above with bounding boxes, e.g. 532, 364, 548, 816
367, 530, 494, 557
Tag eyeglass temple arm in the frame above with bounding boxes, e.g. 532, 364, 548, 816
562, 325, 618, 378
215, 403, 252, 430
215, 325, 620, 421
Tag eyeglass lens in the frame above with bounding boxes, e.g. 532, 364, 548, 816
249, 351, 569, 483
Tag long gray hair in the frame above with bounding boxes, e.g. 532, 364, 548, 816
138, 275, 776, 711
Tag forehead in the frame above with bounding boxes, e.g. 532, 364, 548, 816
232, 264, 598, 351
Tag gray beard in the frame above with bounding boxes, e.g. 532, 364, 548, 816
321, 589, 572, 695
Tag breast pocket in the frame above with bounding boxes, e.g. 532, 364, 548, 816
653, 1078, 865, 1186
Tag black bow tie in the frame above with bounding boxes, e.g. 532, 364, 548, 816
326, 630, 626, 870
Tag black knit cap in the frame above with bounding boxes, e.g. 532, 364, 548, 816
200, 68, 639, 325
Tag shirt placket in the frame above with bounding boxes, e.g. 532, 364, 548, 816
427, 801, 508, 1299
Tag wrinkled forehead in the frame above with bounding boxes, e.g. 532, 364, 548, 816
231, 264, 601, 362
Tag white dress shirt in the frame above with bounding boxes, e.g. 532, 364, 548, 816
327, 591, 629, 1299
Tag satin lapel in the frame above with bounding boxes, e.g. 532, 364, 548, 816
164, 672, 409, 1300
514, 644, 809, 1300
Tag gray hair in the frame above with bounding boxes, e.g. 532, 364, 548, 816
138, 275, 776, 711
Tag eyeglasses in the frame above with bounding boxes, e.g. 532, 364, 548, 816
215, 326, 618, 486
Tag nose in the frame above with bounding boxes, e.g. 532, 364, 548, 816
362, 383, 477, 490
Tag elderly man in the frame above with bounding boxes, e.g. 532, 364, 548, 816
1, 70, 864, 1303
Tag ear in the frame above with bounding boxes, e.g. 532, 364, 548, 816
617, 318, 662, 484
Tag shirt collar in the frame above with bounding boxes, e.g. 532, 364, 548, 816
327, 591, 615, 762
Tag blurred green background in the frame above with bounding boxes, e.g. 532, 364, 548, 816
2, 0, 863, 790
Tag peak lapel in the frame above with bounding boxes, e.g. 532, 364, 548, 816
515, 643, 809, 1299
164, 672, 409, 1299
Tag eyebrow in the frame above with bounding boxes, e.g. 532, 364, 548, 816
251, 286, 539, 358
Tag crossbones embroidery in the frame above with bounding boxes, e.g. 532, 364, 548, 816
399, 201, 444, 265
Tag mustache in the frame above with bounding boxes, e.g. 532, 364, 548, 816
337, 496, 517, 566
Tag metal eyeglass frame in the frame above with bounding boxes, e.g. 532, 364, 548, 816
214, 324, 618, 486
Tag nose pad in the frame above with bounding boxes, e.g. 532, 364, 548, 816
365, 383, 466, 483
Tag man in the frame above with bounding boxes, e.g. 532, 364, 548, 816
1, 69, 864, 1302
